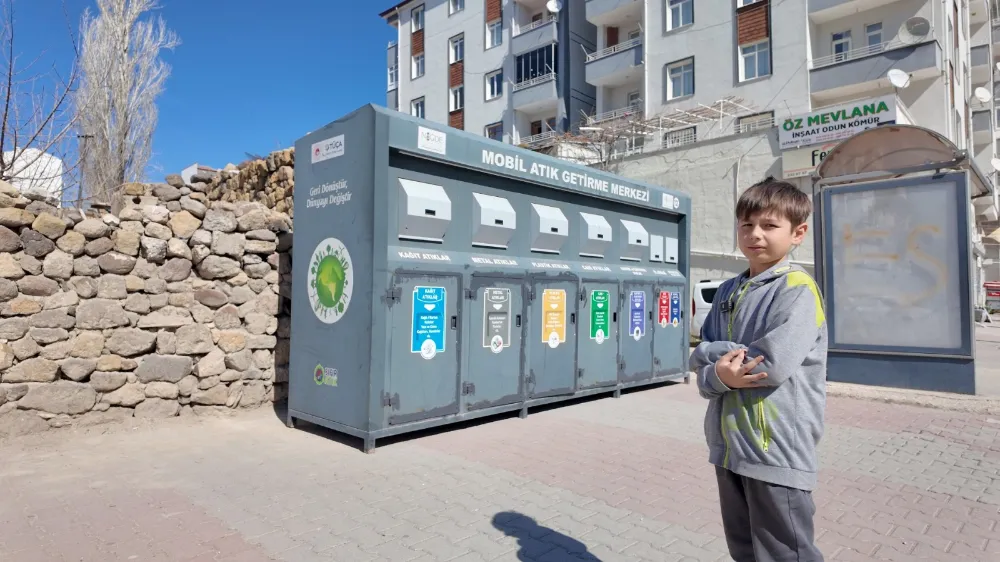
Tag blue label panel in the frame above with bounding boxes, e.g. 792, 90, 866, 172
411, 286, 446, 354
670, 291, 682, 326
629, 290, 646, 338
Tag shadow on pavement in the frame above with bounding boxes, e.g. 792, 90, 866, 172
492, 511, 602, 561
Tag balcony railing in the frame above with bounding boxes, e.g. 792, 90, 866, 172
586, 103, 643, 125
513, 72, 556, 91
514, 15, 556, 37
810, 35, 933, 70
735, 114, 775, 134
586, 37, 642, 63
521, 131, 558, 146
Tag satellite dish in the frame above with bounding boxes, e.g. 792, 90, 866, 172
898, 16, 931, 44
975, 86, 993, 103
546, 0, 563, 13
990, 158, 1000, 172
886, 69, 911, 89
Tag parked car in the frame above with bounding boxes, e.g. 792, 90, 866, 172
691, 279, 725, 338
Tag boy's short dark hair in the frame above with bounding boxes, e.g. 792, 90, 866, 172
736, 176, 811, 227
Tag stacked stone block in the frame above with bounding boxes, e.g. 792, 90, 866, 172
0, 173, 293, 436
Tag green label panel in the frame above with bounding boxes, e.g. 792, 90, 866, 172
590, 290, 610, 343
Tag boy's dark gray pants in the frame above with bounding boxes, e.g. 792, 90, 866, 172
715, 466, 824, 562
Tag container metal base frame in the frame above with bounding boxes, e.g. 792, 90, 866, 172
287, 372, 690, 453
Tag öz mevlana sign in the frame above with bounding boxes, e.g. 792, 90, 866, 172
778, 95, 896, 150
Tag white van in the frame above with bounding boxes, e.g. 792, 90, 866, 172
691, 279, 725, 338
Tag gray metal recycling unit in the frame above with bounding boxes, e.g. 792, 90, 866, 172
288, 104, 692, 451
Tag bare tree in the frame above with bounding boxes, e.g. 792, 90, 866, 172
0, 0, 82, 203
76, 0, 179, 207
528, 110, 651, 173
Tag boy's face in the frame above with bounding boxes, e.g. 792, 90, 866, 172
738, 211, 808, 274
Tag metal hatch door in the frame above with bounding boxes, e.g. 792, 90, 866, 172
577, 282, 619, 389
653, 284, 686, 378
386, 273, 461, 424
464, 277, 525, 410
526, 277, 578, 398
619, 282, 654, 383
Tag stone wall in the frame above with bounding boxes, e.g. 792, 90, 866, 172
0, 168, 293, 438
194, 148, 295, 216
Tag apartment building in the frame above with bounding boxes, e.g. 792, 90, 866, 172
380, 0, 1000, 292
380, 0, 597, 147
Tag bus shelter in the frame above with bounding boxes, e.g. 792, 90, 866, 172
811, 124, 996, 394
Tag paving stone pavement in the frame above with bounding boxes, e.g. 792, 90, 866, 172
1, 380, 999, 561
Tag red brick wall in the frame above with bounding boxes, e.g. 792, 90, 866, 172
486, 0, 501, 22
449, 61, 464, 87
449, 109, 464, 129
412, 29, 424, 55
736, 1, 769, 45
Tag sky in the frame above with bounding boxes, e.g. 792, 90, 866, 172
12, 0, 396, 182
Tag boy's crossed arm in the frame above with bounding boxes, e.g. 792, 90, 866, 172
689, 279, 823, 399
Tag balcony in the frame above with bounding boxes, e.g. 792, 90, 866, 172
808, 0, 901, 24
586, 38, 644, 87
520, 130, 558, 148
586, 0, 642, 27
512, 73, 559, 112
512, 16, 557, 55
586, 103, 643, 125
809, 39, 941, 101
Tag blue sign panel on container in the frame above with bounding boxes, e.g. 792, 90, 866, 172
670, 291, 682, 327
411, 286, 446, 360
629, 290, 646, 341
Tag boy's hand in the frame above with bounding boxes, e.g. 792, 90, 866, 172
714, 349, 768, 389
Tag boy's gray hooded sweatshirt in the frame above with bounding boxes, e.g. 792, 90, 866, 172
689, 260, 827, 491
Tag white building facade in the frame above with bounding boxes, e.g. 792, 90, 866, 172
379, 0, 1000, 295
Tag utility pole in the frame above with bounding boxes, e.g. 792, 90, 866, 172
76, 133, 94, 209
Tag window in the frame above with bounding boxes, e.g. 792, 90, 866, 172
667, 0, 693, 31
487, 20, 502, 48
736, 111, 774, 133
411, 98, 425, 119
832, 31, 851, 62
450, 35, 464, 64
624, 135, 645, 152
449, 86, 465, 112
545, 117, 556, 132
411, 6, 424, 32
865, 22, 882, 48
628, 29, 641, 40
486, 69, 503, 100
737, 0, 762, 5
627, 91, 642, 107
666, 59, 694, 100
516, 44, 558, 83
485, 122, 503, 141
664, 127, 696, 147
411, 54, 425, 78
449, 0, 464, 15
739, 40, 770, 81
388, 64, 398, 89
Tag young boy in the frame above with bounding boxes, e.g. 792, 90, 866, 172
689, 177, 827, 562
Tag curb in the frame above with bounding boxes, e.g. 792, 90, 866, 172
826, 382, 1000, 416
